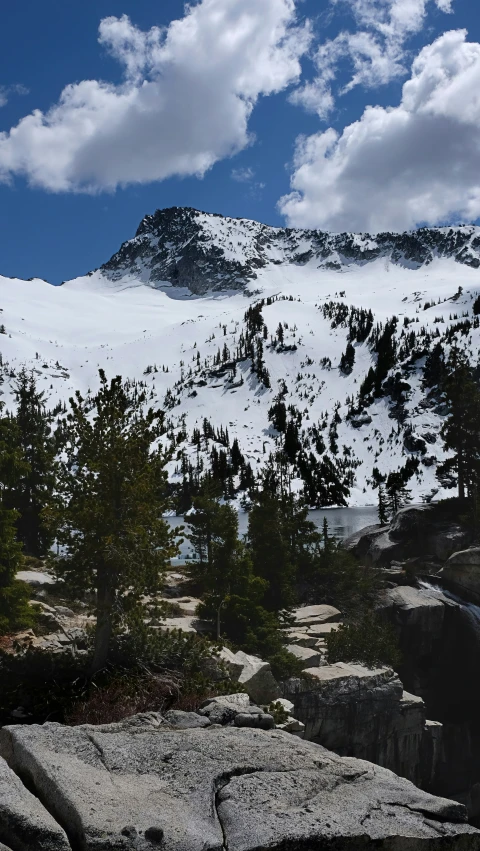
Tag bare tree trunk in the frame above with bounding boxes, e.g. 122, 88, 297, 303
90, 574, 115, 675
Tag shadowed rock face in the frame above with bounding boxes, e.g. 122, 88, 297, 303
379, 583, 480, 818
282, 662, 442, 792
98, 207, 480, 295
1, 718, 479, 851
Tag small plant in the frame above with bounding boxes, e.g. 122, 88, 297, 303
265, 701, 290, 725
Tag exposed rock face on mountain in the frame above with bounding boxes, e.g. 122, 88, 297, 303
1, 716, 479, 851
99, 206, 480, 294
283, 662, 442, 792
2, 208, 480, 506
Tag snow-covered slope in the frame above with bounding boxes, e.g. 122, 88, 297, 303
1, 207, 480, 506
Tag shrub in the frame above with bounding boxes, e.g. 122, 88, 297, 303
0, 627, 236, 726
325, 615, 401, 670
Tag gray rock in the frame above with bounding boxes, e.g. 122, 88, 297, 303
286, 644, 322, 669
448, 548, 480, 566
163, 711, 211, 729
199, 693, 251, 725
286, 631, 318, 648
378, 585, 453, 658
348, 507, 471, 567
0, 755, 70, 851
439, 548, 480, 603
234, 713, 275, 730
1, 720, 477, 851
234, 651, 281, 703
217, 646, 244, 679
292, 604, 342, 626
283, 663, 442, 790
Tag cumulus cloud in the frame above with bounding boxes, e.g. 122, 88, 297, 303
293, 0, 455, 117
0, 0, 310, 192
279, 29, 480, 232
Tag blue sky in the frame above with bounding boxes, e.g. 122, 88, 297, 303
0, 0, 479, 283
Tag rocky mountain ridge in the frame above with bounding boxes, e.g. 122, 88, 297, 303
1, 207, 480, 506
98, 206, 480, 294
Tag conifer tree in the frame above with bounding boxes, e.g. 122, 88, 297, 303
438, 348, 480, 503
186, 492, 243, 638
248, 492, 296, 611
377, 483, 389, 525
7, 369, 57, 557
47, 371, 177, 674
0, 412, 32, 634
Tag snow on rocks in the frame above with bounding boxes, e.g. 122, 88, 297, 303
1, 210, 480, 507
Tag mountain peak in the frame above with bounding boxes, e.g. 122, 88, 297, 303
99, 207, 480, 296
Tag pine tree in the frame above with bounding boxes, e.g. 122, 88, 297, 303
377, 483, 389, 525
6, 369, 57, 557
438, 348, 480, 502
47, 371, 177, 673
186, 491, 240, 638
340, 341, 355, 375
247, 492, 295, 611
0, 412, 32, 635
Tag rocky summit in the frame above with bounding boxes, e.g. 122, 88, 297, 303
99, 207, 480, 294
1, 207, 480, 505
1, 714, 479, 851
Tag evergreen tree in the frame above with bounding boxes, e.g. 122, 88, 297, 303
47, 371, 177, 674
340, 341, 355, 375
247, 492, 296, 611
438, 348, 480, 502
377, 483, 389, 525
0, 412, 32, 634
7, 369, 57, 557
284, 420, 301, 462
423, 343, 446, 390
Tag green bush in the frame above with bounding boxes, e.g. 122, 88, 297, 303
325, 615, 401, 670
0, 579, 34, 635
0, 626, 237, 726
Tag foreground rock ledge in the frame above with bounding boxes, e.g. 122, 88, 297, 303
1, 718, 479, 851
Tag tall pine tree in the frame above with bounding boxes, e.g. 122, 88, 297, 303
7, 369, 57, 557
0, 411, 32, 634
438, 348, 480, 502
47, 371, 177, 673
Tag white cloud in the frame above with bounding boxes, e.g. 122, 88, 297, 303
279, 30, 480, 232
292, 0, 455, 118
0, 83, 29, 108
231, 166, 256, 182
0, 0, 311, 192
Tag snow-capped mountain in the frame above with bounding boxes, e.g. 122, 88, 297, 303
1, 207, 480, 506
99, 206, 480, 295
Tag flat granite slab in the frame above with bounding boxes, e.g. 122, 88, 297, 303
0, 716, 479, 851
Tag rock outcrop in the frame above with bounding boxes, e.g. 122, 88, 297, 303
1, 716, 478, 851
0, 755, 70, 851
439, 548, 480, 604
283, 662, 442, 791
346, 506, 471, 567
378, 582, 480, 817
99, 207, 480, 295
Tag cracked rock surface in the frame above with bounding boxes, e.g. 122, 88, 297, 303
1, 718, 479, 851
0, 755, 70, 851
